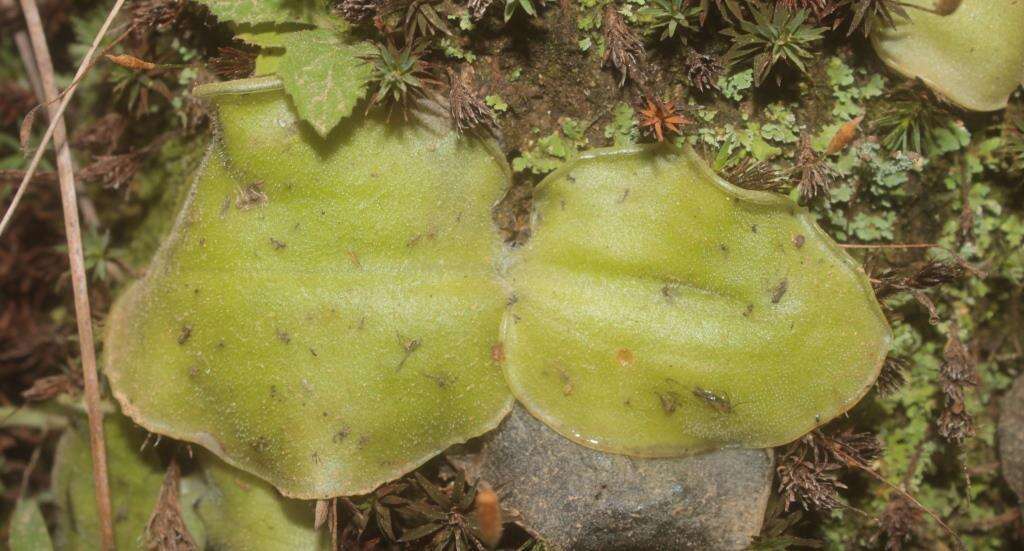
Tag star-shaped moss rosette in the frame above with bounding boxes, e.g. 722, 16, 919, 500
871, 0, 1024, 112
103, 76, 513, 499
500, 145, 892, 456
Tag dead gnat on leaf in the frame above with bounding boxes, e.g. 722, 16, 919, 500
235, 182, 269, 210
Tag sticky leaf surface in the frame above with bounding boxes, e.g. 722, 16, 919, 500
871, 0, 1024, 112
104, 80, 513, 498
501, 146, 891, 456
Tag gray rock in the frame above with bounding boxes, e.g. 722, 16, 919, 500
474, 404, 773, 550
999, 373, 1024, 502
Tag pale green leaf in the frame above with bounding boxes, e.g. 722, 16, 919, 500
9, 498, 53, 551
871, 0, 1024, 111
105, 79, 513, 498
196, 451, 328, 549
278, 30, 375, 136
52, 415, 166, 550
501, 145, 891, 455
195, 0, 318, 26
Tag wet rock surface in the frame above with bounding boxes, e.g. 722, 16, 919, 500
999, 373, 1024, 502
474, 405, 773, 550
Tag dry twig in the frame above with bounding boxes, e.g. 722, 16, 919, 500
16, 0, 122, 548
0, 0, 127, 240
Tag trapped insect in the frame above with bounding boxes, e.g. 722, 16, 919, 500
693, 386, 735, 413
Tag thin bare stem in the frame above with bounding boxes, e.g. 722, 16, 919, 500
4, 0, 101, 230
0, 0, 126, 241
11, 31, 45, 101
838, 242, 940, 250
18, 0, 116, 549
858, 466, 963, 549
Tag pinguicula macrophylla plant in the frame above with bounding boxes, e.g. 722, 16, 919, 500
99, 0, 891, 503
871, 0, 1024, 112
500, 145, 891, 456
103, 76, 515, 499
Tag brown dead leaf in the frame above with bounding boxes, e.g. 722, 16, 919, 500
19, 105, 40, 153
825, 115, 864, 155
314, 499, 330, 530
106, 53, 156, 72
21, 374, 81, 402
145, 459, 197, 551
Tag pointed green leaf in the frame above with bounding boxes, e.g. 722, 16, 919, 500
501, 145, 891, 456
871, 0, 1024, 112
278, 30, 375, 136
52, 415, 167, 550
196, 450, 329, 550
9, 498, 53, 551
104, 78, 514, 498
195, 0, 318, 26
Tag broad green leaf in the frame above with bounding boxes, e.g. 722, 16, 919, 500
52, 415, 168, 550
196, 451, 328, 549
52, 411, 318, 551
195, 0, 318, 26
9, 498, 53, 551
104, 77, 514, 498
235, 28, 289, 49
278, 30, 375, 136
871, 0, 1024, 112
501, 145, 891, 456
